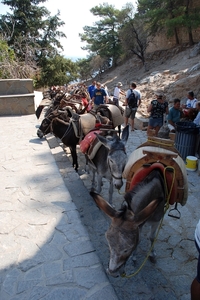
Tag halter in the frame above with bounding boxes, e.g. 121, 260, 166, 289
107, 146, 126, 180
41, 116, 53, 135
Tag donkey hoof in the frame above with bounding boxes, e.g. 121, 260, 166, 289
149, 256, 156, 264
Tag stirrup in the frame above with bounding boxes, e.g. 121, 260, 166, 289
168, 203, 181, 219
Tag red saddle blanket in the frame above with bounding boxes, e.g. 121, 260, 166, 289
129, 162, 177, 205
79, 130, 101, 154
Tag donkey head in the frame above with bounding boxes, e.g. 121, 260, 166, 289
95, 125, 129, 190
90, 191, 160, 277
37, 115, 52, 138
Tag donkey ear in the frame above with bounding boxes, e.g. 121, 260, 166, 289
94, 134, 114, 150
121, 125, 129, 144
131, 199, 160, 225
90, 191, 118, 218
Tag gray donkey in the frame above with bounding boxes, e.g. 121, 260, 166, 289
86, 125, 129, 205
90, 168, 165, 277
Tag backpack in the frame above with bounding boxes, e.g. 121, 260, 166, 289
127, 89, 137, 108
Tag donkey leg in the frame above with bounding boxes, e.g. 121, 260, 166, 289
91, 169, 96, 190
96, 174, 103, 193
132, 226, 143, 265
70, 146, 78, 172
149, 221, 160, 263
108, 180, 114, 206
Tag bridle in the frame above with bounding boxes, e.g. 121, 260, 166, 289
40, 116, 52, 135
107, 146, 126, 181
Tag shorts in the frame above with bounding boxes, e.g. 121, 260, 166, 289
112, 97, 119, 106
125, 107, 137, 119
195, 241, 200, 283
148, 117, 163, 127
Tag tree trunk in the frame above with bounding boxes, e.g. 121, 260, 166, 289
174, 28, 180, 45
188, 27, 194, 46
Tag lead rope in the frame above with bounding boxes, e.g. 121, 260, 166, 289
121, 166, 175, 278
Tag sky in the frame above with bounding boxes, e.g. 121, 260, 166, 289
0, 0, 137, 60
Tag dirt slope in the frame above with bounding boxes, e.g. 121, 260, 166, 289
96, 44, 200, 118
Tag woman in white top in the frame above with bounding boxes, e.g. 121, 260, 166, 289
182, 91, 198, 121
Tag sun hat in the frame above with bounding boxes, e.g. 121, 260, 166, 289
117, 82, 123, 87
155, 91, 164, 97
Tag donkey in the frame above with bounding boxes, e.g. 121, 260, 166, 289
86, 125, 129, 205
90, 168, 165, 277
37, 112, 80, 171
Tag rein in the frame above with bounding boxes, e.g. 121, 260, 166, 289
121, 166, 175, 279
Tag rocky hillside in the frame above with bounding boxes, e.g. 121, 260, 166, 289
96, 43, 200, 118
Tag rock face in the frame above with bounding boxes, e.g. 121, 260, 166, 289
95, 44, 200, 119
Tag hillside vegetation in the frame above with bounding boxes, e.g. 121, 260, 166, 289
94, 43, 200, 118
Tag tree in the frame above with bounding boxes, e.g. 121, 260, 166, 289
76, 57, 94, 82
36, 55, 79, 88
0, 36, 35, 78
0, 0, 66, 65
137, 0, 200, 46
79, 3, 123, 68
118, 3, 150, 68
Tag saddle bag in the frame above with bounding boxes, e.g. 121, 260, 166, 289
79, 130, 101, 154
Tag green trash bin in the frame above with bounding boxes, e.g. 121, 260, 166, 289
175, 121, 199, 160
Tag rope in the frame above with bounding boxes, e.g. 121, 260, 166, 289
121, 166, 175, 278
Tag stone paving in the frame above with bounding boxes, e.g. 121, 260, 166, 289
0, 115, 117, 300
60, 125, 200, 300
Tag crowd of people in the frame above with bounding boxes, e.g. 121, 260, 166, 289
56, 81, 199, 137
86, 80, 199, 135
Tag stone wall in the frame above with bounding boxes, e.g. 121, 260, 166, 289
147, 27, 200, 53
0, 79, 35, 115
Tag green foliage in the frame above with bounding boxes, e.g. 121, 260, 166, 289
0, 0, 66, 64
79, 3, 124, 68
137, 0, 200, 45
0, 38, 15, 77
35, 55, 79, 88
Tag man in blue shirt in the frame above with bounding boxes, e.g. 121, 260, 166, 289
88, 81, 96, 100
167, 98, 182, 132
92, 82, 108, 110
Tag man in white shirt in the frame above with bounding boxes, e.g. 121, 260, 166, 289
113, 82, 125, 106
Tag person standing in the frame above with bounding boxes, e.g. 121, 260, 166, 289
147, 91, 169, 136
113, 82, 124, 106
88, 80, 96, 100
91, 82, 109, 110
182, 91, 198, 120
193, 102, 200, 126
167, 98, 182, 132
191, 219, 200, 300
124, 82, 141, 131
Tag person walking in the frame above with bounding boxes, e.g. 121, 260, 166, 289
91, 82, 109, 110
124, 82, 141, 131
147, 91, 169, 136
